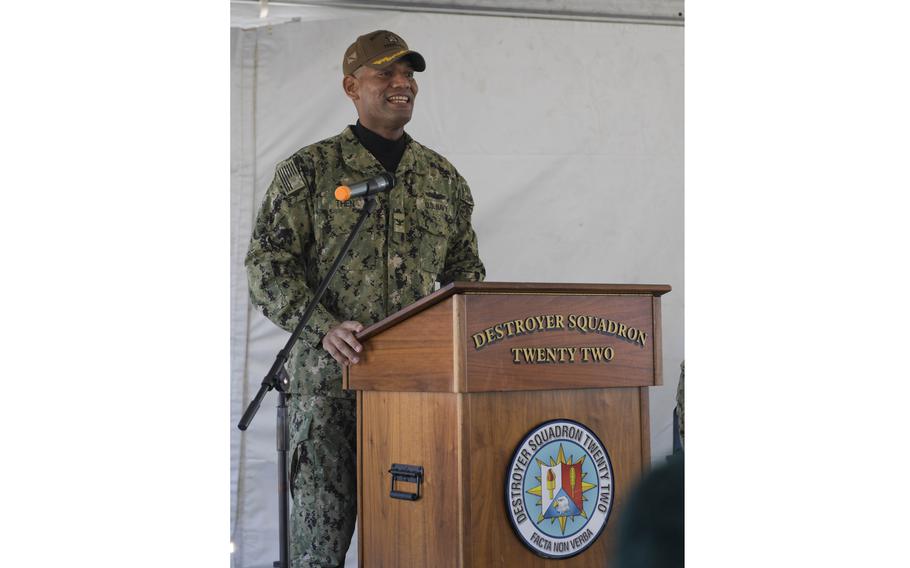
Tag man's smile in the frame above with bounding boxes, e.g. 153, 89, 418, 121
386, 93, 412, 105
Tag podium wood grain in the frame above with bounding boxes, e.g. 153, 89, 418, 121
358, 388, 648, 567
463, 294, 656, 391
346, 291, 663, 393
348, 283, 669, 567
360, 391, 461, 567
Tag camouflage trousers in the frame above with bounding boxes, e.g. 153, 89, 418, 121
288, 394, 357, 568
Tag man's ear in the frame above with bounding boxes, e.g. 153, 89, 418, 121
342, 75, 358, 101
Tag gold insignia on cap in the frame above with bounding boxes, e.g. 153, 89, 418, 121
372, 49, 408, 66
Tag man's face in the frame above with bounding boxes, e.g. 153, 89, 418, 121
345, 60, 418, 135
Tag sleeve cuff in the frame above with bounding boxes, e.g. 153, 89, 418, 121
299, 304, 340, 347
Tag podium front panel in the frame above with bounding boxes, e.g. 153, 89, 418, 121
357, 387, 650, 567
463, 294, 658, 392
358, 391, 462, 567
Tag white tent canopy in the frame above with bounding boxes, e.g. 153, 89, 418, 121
249, 0, 685, 23
231, 3, 682, 566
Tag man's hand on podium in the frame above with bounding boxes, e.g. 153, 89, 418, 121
322, 320, 364, 366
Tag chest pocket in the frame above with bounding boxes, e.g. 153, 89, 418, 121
312, 195, 372, 269
416, 207, 450, 276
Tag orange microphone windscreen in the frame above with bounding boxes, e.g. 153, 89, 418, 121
335, 185, 352, 201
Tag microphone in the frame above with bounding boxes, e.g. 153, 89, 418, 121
335, 172, 396, 202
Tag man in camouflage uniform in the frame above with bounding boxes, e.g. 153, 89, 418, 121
245, 30, 485, 567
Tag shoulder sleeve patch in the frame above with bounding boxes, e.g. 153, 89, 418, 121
275, 159, 307, 194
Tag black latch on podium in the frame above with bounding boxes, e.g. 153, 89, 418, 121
389, 463, 423, 501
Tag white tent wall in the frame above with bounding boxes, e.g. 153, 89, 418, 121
231, 4, 682, 567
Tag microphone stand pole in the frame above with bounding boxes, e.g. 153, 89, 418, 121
238, 196, 379, 568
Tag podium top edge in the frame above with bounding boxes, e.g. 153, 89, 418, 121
355, 281, 671, 341
441, 281, 671, 296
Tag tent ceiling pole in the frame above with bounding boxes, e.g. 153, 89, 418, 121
238, 0, 685, 27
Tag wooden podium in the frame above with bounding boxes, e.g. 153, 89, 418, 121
343, 282, 670, 567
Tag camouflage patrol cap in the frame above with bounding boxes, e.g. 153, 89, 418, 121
342, 30, 426, 76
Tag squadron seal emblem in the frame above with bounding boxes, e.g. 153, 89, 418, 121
505, 419, 614, 559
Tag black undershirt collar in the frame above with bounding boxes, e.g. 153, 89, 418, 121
350, 120, 408, 174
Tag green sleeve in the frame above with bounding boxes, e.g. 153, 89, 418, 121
244, 161, 339, 347
439, 173, 486, 284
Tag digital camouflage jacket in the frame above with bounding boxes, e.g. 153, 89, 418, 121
246, 127, 485, 396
